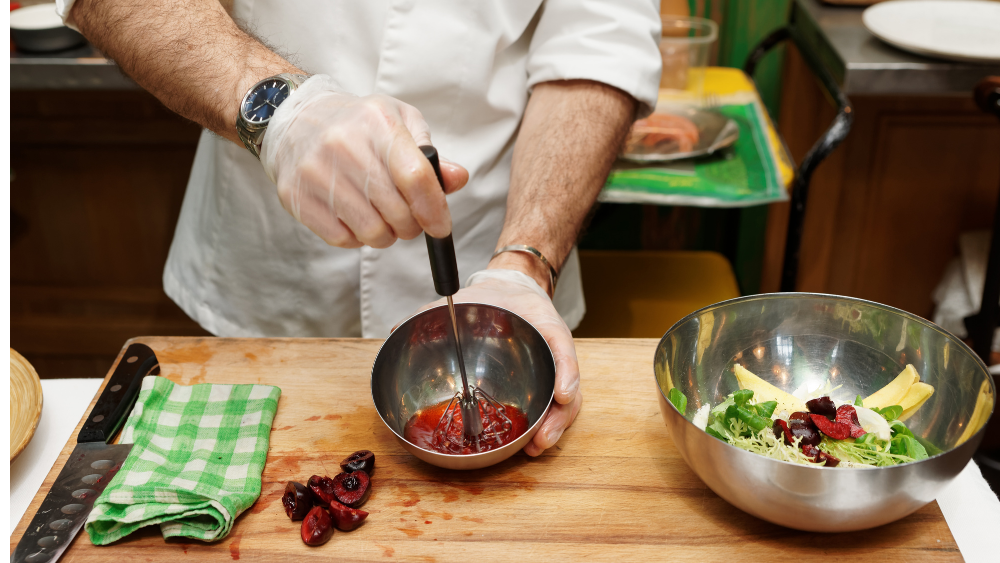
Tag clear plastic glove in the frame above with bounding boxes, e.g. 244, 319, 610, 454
414, 269, 583, 457
260, 75, 469, 248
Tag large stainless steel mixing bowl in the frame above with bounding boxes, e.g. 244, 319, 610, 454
655, 293, 996, 532
372, 303, 555, 470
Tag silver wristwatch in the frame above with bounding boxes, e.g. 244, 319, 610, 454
236, 73, 309, 159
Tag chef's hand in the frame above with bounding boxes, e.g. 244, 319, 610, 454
260, 74, 469, 248
414, 269, 582, 457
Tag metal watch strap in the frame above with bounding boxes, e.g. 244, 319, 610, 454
491, 245, 559, 295
236, 73, 309, 160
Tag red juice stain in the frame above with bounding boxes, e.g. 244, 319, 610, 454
229, 533, 241, 560
403, 398, 529, 455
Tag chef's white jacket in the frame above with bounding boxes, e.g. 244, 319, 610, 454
60, 0, 661, 337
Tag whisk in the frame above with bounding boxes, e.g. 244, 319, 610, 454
421, 146, 512, 454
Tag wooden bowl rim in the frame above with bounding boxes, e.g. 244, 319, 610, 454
10, 348, 43, 462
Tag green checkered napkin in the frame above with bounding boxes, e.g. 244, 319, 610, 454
85, 376, 281, 544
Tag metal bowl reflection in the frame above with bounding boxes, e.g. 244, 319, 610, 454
655, 293, 996, 532
372, 303, 555, 470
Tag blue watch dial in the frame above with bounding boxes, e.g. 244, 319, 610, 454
242, 80, 290, 123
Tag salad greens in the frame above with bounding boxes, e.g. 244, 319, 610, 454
872, 405, 903, 421
681, 388, 931, 467
668, 388, 687, 415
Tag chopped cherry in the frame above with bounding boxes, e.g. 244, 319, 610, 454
282, 481, 314, 521
835, 404, 867, 438
328, 499, 369, 531
817, 451, 841, 467
332, 471, 371, 508
307, 475, 336, 507
340, 450, 375, 475
789, 411, 812, 422
773, 419, 794, 446
806, 396, 837, 419
810, 414, 851, 440
301, 506, 334, 546
788, 417, 822, 447
802, 444, 841, 467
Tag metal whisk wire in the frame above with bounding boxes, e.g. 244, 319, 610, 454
432, 386, 513, 454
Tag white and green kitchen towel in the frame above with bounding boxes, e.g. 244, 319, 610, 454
85, 376, 281, 544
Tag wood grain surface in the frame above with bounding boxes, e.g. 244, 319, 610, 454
10, 337, 961, 562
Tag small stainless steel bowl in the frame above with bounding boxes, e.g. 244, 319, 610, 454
372, 303, 555, 470
655, 293, 996, 532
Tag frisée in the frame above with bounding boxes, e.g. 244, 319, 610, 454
666, 364, 937, 467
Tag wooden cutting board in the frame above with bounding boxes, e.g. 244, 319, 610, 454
11, 337, 961, 561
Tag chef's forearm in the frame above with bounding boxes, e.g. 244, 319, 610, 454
71, 0, 302, 143
491, 79, 636, 295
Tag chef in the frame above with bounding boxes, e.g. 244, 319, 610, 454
59, 0, 661, 456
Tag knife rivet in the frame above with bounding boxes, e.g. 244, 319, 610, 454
92, 415, 105, 423
126, 356, 138, 363
71, 489, 97, 500
61, 504, 86, 515
25, 551, 53, 563
110, 385, 122, 392
48, 519, 73, 531
90, 460, 115, 471
81, 474, 102, 485
37, 536, 59, 548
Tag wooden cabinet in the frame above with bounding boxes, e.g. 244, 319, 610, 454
10, 90, 209, 378
763, 46, 1000, 319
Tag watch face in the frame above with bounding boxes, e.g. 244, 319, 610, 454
242, 79, 291, 124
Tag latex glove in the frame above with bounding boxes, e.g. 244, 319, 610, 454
415, 269, 583, 457
260, 75, 469, 248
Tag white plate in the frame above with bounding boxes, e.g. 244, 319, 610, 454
10, 3, 63, 31
863, 1, 1000, 63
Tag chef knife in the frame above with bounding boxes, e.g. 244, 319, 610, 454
11, 343, 159, 563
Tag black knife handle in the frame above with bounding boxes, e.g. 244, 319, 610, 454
420, 145, 460, 297
77, 343, 159, 444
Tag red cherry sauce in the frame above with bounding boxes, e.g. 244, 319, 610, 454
403, 398, 530, 455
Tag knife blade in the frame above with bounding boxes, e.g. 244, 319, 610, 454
11, 343, 159, 563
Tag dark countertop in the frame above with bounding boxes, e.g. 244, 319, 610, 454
10, 2, 1000, 95
795, 0, 1000, 95
11, 44, 137, 90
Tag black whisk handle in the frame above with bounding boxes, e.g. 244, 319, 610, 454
420, 145, 460, 297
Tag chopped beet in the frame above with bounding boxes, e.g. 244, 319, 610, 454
789, 411, 812, 422
773, 419, 794, 445
809, 414, 851, 440
806, 396, 837, 419
835, 405, 867, 438
788, 417, 822, 447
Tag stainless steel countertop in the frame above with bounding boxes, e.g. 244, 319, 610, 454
11, 44, 137, 90
796, 0, 1000, 95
